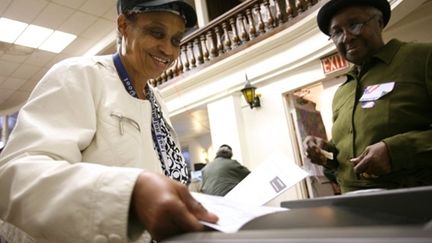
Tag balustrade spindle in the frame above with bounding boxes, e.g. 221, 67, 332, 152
297, 0, 308, 12
229, 17, 241, 46
207, 31, 218, 58
176, 57, 183, 75
154, 77, 160, 86
287, 0, 298, 18
200, 35, 210, 61
245, 8, 257, 39
275, 0, 288, 23
222, 22, 232, 51
170, 64, 176, 78
254, 4, 266, 34
215, 26, 224, 55
160, 71, 167, 83
195, 38, 204, 64
274, 0, 282, 24
182, 45, 190, 71
263, 0, 275, 29
167, 69, 174, 79
188, 41, 197, 68
238, 14, 250, 43
304, 0, 314, 7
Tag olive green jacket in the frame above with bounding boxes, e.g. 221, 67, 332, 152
331, 39, 432, 193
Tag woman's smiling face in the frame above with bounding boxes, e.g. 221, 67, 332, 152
118, 11, 185, 80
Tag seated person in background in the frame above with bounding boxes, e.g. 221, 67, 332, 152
304, 0, 432, 193
201, 144, 251, 196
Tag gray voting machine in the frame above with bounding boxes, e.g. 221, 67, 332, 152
163, 186, 432, 242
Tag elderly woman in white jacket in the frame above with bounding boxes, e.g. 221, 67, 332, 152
0, 0, 217, 242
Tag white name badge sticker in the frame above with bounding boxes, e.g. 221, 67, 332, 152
361, 101, 376, 109
359, 82, 395, 102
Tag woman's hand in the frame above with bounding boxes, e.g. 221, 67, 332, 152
131, 172, 218, 241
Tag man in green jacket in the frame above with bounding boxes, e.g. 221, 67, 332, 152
201, 144, 251, 196
304, 0, 432, 193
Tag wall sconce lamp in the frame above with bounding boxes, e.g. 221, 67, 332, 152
241, 74, 261, 109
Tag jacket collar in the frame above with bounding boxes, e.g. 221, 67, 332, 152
344, 39, 403, 84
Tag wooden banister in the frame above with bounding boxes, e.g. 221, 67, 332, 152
152, 0, 325, 87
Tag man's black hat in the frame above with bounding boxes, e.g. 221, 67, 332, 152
117, 0, 197, 28
317, 0, 391, 35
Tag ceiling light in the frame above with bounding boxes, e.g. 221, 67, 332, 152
15, 24, 53, 48
39, 31, 77, 53
0, 17, 28, 43
0, 17, 76, 53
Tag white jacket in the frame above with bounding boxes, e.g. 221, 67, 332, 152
0, 55, 177, 243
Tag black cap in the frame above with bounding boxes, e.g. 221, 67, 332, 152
317, 0, 391, 35
117, 0, 197, 28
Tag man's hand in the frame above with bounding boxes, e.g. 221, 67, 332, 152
131, 172, 218, 241
303, 136, 337, 169
350, 141, 392, 177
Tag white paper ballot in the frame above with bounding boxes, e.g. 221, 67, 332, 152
320, 148, 334, 160
225, 152, 309, 207
192, 192, 287, 233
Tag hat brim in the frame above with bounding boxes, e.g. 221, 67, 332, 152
129, 0, 197, 28
317, 0, 391, 35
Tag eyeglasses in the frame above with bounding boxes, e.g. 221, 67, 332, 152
328, 15, 377, 42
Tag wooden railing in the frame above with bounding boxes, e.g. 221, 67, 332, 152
152, 0, 324, 87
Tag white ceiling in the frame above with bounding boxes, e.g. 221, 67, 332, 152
0, 0, 118, 112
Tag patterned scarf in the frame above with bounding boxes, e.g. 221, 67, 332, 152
145, 86, 189, 184
112, 53, 189, 184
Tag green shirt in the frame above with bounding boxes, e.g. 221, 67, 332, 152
331, 39, 432, 193
201, 157, 250, 196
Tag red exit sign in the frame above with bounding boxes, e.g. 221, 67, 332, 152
320, 52, 349, 75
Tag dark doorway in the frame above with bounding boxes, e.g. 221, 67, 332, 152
206, 0, 243, 21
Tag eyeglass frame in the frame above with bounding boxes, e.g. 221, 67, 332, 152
328, 15, 378, 42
